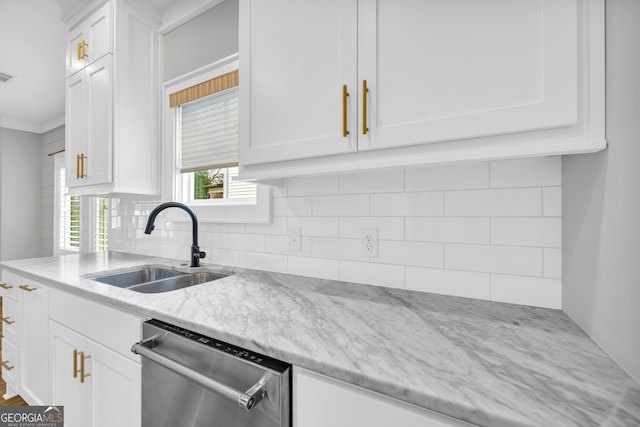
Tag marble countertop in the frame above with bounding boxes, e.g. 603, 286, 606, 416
1, 252, 638, 427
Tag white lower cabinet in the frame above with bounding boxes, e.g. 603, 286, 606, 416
50, 320, 141, 427
0, 271, 50, 405
293, 367, 474, 427
48, 288, 144, 427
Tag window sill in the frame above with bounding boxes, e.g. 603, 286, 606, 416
164, 183, 271, 224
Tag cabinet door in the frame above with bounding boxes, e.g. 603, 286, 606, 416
66, 27, 86, 77
66, 55, 113, 188
90, 339, 141, 427
18, 281, 49, 405
50, 320, 141, 427
83, 55, 113, 187
84, 2, 112, 67
240, 0, 358, 165
66, 70, 89, 187
50, 321, 93, 427
293, 368, 473, 427
358, 0, 578, 151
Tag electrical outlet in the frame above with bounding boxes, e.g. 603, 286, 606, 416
361, 228, 378, 257
288, 227, 301, 252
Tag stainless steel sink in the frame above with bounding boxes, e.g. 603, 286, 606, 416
90, 267, 229, 293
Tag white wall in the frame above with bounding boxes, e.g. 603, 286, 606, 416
163, 0, 239, 82
109, 156, 563, 309
40, 126, 65, 257
0, 128, 42, 261
563, 0, 640, 383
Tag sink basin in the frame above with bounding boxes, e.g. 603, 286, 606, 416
91, 267, 184, 288
125, 272, 227, 294
90, 268, 229, 293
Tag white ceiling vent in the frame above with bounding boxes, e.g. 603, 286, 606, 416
0, 72, 13, 83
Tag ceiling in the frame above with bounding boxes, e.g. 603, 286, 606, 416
0, 0, 220, 134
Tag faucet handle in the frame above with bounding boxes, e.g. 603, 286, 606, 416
199, 251, 206, 259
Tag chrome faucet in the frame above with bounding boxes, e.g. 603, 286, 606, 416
144, 202, 206, 267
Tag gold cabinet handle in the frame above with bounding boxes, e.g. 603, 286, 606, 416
80, 154, 87, 178
1, 360, 14, 371
73, 350, 91, 383
73, 349, 79, 378
77, 42, 82, 61
76, 154, 81, 179
0, 283, 12, 290
80, 352, 91, 383
19, 284, 36, 292
342, 85, 350, 137
81, 40, 89, 59
362, 80, 369, 135
1, 317, 15, 325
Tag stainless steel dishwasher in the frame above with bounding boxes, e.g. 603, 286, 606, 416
131, 319, 290, 427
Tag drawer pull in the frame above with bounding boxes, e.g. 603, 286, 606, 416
1, 317, 15, 325
0, 283, 12, 290
19, 285, 36, 292
1, 360, 14, 371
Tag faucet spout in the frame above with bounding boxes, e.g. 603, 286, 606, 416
145, 202, 206, 267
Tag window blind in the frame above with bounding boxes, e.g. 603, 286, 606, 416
180, 86, 239, 172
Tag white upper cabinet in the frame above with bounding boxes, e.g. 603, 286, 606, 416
66, 2, 112, 77
64, 0, 160, 195
240, 0, 358, 165
239, 0, 604, 179
358, 0, 577, 151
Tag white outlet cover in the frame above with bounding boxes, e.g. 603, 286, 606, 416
288, 227, 302, 252
361, 228, 378, 257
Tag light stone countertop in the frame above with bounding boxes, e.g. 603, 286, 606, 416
1, 251, 638, 427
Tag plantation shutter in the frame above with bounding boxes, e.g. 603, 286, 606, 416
172, 70, 239, 173
57, 166, 80, 252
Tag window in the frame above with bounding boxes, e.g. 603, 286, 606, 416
172, 65, 256, 204
163, 55, 270, 223
54, 153, 109, 254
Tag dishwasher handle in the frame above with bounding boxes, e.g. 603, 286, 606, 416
131, 335, 270, 411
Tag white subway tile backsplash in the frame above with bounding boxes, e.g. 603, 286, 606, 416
377, 241, 444, 268
339, 217, 405, 240
244, 217, 287, 235
405, 267, 491, 300
445, 188, 541, 217
491, 218, 561, 248
544, 248, 562, 279
312, 237, 365, 261
491, 274, 561, 309
273, 197, 312, 217
265, 235, 313, 256
288, 256, 340, 281
371, 192, 443, 216
405, 162, 489, 191
543, 186, 562, 217
339, 261, 405, 289
288, 175, 340, 196
490, 156, 561, 188
445, 244, 543, 277
340, 170, 404, 194
312, 195, 369, 217
288, 217, 340, 237
109, 157, 561, 309
406, 217, 490, 244
227, 234, 266, 252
